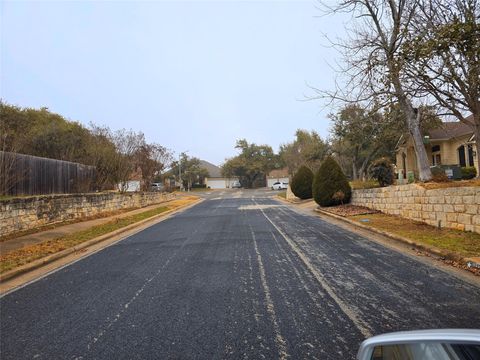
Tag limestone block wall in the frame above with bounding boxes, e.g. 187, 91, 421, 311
0, 192, 176, 238
351, 184, 480, 233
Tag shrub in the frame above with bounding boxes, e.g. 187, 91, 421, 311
191, 183, 207, 189
290, 165, 313, 199
370, 157, 395, 187
430, 166, 449, 182
313, 156, 351, 207
461, 166, 477, 180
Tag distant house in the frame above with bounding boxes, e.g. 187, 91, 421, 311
396, 118, 477, 178
266, 168, 289, 188
201, 160, 239, 189
117, 168, 143, 192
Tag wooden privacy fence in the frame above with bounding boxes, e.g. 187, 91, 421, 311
0, 151, 96, 196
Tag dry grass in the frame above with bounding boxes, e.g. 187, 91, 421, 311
419, 179, 480, 190
349, 213, 480, 257
350, 180, 381, 189
0, 196, 199, 274
277, 191, 287, 199
0, 208, 139, 243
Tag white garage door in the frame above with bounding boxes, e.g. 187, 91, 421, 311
207, 179, 227, 189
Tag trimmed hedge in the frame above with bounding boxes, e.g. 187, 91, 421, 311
291, 165, 313, 199
313, 156, 351, 207
461, 166, 477, 180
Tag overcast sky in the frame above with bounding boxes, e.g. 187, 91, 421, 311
1, 0, 350, 165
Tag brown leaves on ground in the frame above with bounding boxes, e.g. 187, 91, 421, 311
320, 204, 380, 217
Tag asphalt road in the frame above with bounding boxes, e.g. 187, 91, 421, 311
1, 190, 480, 359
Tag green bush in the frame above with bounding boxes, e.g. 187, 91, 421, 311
313, 156, 351, 207
370, 157, 395, 187
461, 166, 477, 180
290, 165, 313, 199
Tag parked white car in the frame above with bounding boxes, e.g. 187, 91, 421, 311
271, 181, 288, 190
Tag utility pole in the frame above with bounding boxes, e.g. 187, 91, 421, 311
178, 153, 182, 191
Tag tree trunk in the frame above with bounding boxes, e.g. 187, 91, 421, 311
359, 146, 380, 181
408, 109, 432, 181
472, 120, 480, 179
352, 161, 358, 180
351, 149, 359, 180
392, 78, 432, 181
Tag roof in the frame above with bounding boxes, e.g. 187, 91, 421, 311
267, 168, 289, 178
428, 120, 473, 140
199, 160, 222, 178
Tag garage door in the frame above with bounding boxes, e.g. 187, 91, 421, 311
207, 179, 227, 189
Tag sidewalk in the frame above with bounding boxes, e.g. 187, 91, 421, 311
0, 201, 176, 255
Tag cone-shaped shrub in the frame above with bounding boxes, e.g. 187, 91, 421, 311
291, 165, 314, 199
313, 156, 351, 207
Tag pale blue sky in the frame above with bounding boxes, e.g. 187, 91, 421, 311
1, 0, 349, 165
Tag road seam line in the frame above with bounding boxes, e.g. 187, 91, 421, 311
257, 206, 373, 338
249, 225, 289, 359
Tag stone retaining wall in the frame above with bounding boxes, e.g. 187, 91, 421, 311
351, 184, 480, 233
0, 192, 176, 238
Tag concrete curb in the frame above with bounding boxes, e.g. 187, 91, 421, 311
275, 196, 309, 205
0, 198, 203, 283
313, 208, 468, 264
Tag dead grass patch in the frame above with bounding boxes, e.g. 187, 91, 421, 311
350, 180, 381, 190
419, 179, 480, 190
0, 208, 139, 243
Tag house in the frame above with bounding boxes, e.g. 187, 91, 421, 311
202, 160, 239, 189
266, 168, 289, 188
396, 119, 477, 178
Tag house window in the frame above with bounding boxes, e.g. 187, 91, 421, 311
458, 145, 466, 167
468, 145, 474, 167
431, 145, 441, 166
432, 154, 441, 166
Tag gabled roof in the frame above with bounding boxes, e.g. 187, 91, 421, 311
267, 168, 289, 178
428, 119, 474, 141
199, 160, 222, 178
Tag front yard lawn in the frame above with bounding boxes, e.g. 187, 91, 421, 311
349, 212, 480, 258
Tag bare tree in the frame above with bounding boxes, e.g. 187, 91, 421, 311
319, 0, 432, 180
404, 0, 480, 175
135, 143, 173, 191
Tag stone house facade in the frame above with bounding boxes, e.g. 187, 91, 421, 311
396, 119, 477, 178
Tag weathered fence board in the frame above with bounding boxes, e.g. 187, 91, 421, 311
0, 151, 96, 195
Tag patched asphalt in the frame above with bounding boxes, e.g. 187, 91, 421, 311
1, 190, 480, 359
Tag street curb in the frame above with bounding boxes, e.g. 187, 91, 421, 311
0, 198, 203, 283
313, 208, 468, 264
275, 196, 308, 205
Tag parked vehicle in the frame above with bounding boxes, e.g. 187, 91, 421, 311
232, 180, 241, 188
271, 181, 288, 190
151, 183, 164, 191
356, 329, 480, 360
